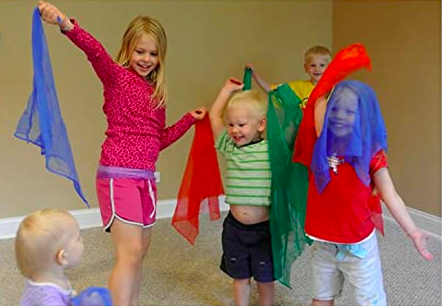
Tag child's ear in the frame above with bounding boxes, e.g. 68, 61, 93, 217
55, 249, 69, 267
258, 117, 267, 133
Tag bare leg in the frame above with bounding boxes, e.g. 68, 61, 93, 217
108, 219, 145, 306
312, 299, 334, 306
233, 278, 251, 306
131, 228, 152, 306
257, 281, 275, 306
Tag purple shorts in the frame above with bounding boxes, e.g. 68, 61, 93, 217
96, 176, 157, 232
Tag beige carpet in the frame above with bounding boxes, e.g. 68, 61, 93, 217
0, 212, 440, 305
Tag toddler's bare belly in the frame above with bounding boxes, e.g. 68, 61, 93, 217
230, 205, 269, 225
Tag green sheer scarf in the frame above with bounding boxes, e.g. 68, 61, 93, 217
243, 68, 310, 287
267, 84, 311, 288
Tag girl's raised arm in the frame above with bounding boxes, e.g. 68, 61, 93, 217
373, 168, 433, 260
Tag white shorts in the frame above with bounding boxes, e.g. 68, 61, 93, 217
309, 233, 387, 306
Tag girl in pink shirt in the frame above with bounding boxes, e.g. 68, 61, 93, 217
38, 2, 206, 305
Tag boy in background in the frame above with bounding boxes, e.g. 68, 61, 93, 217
247, 45, 332, 107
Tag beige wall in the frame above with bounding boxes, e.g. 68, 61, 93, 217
333, 0, 441, 216
0, 0, 332, 218
2, 0, 439, 220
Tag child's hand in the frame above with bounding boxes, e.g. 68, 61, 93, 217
190, 107, 207, 120
221, 78, 244, 95
409, 229, 434, 260
245, 63, 255, 72
38, 1, 72, 30
77, 292, 102, 306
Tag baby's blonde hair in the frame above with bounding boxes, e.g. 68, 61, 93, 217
116, 15, 168, 107
15, 209, 75, 278
304, 45, 332, 63
224, 90, 268, 122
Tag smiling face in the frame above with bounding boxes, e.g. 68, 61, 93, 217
225, 104, 266, 147
304, 54, 330, 85
328, 88, 359, 138
129, 33, 160, 78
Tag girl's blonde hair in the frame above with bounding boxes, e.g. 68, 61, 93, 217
116, 15, 168, 107
15, 209, 74, 278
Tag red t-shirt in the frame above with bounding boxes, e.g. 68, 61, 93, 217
305, 150, 388, 243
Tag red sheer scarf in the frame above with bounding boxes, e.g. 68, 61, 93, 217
172, 115, 224, 244
368, 151, 388, 236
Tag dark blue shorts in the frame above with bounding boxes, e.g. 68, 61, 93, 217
220, 212, 275, 283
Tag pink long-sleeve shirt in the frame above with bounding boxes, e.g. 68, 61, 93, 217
64, 20, 195, 171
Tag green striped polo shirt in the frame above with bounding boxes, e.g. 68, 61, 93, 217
215, 130, 271, 206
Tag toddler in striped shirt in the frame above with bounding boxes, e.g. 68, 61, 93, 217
209, 78, 274, 306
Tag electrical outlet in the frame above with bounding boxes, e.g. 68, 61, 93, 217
154, 172, 160, 183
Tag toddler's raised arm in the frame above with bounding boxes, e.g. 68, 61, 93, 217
209, 78, 243, 139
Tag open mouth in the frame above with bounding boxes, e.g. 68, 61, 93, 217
331, 122, 347, 128
138, 63, 151, 72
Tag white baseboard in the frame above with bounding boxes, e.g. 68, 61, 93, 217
1, 200, 439, 240
0, 198, 230, 240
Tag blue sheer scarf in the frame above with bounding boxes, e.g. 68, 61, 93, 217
311, 80, 388, 193
15, 8, 88, 206
71, 287, 113, 306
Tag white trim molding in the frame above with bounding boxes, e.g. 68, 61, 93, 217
0, 199, 439, 240
0, 197, 230, 240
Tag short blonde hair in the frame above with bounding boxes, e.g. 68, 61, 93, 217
304, 45, 332, 63
15, 209, 75, 278
116, 15, 168, 107
225, 90, 267, 120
